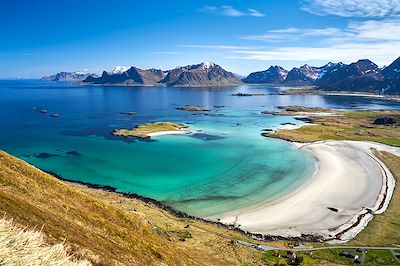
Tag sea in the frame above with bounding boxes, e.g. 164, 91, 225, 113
1, 80, 399, 217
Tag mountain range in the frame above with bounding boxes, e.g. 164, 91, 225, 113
82, 61, 241, 87
42, 57, 400, 93
41, 71, 98, 81
242, 57, 400, 94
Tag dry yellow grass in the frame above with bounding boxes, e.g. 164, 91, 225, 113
0, 217, 91, 265
0, 150, 264, 265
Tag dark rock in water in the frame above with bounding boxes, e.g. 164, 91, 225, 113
66, 150, 82, 156
213, 105, 225, 108
232, 93, 268, 96
190, 133, 225, 141
280, 122, 296, 126
372, 117, 398, 125
176, 105, 210, 111
294, 117, 313, 123
262, 129, 274, 132
119, 111, 137, 115
32, 152, 60, 159
327, 207, 339, 212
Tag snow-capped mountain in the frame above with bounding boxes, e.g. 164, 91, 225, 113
316, 59, 383, 92
111, 66, 129, 74
241, 66, 288, 84
159, 61, 242, 87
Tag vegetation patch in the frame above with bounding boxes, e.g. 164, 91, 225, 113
263, 106, 400, 147
112, 121, 188, 139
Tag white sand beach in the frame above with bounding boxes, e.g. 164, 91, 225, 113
147, 130, 191, 137
213, 140, 399, 243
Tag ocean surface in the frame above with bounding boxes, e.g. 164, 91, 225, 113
1, 80, 399, 217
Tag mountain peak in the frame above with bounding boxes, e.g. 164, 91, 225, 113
200, 61, 215, 69
111, 66, 129, 74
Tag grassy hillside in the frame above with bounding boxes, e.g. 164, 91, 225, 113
0, 150, 264, 265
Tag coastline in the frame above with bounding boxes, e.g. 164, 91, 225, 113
147, 130, 191, 137
210, 140, 399, 243
38, 139, 399, 244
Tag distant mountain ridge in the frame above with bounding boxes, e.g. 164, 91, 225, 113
82, 61, 241, 87
242, 57, 400, 94
41, 71, 97, 81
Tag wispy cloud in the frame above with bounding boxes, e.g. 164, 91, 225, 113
149, 51, 179, 55
300, 0, 400, 18
241, 19, 400, 44
199, 5, 265, 17
184, 19, 400, 66
232, 19, 400, 65
242, 27, 344, 42
179, 44, 262, 50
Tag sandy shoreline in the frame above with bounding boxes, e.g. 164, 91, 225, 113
212, 140, 399, 243
147, 130, 191, 137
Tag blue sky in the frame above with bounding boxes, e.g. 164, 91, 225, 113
0, 0, 399, 78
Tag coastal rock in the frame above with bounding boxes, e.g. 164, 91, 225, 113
176, 105, 210, 111
372, 116, 399, 125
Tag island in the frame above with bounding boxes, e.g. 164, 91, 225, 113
112, 122, 190, 139
176, 105, 210, 111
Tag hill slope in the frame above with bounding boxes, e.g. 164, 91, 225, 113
0, 151, 263, 265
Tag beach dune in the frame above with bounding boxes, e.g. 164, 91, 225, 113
213, 141, 398, 243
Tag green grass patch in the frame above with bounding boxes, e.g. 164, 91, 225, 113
113, 122, 187, 138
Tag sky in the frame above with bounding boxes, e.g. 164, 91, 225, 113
0, 0, 399, 78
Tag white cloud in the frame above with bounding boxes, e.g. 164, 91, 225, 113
184, 19, 400, 66
301, 0, 400, 17
226, 42, 399, 65
199, 5, 265, 17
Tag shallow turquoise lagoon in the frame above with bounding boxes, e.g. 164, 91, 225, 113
0, 81, 399, 217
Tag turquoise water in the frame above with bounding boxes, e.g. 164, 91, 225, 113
1, 80, 399, 217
